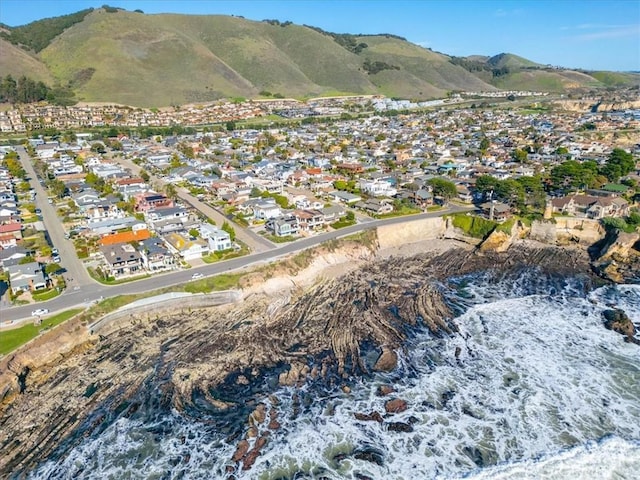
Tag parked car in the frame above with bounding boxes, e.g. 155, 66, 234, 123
35, 208, 42, 215
191, 272, 204, 279
32, 308, 49, 316
52, 248, 59, 255
52, 255, 61, 263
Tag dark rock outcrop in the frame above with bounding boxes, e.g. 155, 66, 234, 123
354, 411, 384, 423
387, 421, 414, 433
385, 398, 408, 414
603, 309, 639, 344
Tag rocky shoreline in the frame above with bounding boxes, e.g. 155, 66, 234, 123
0, 224, 637, 476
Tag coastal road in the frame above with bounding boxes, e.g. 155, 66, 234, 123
15, 146, 93, 289
1, 204, 472, 324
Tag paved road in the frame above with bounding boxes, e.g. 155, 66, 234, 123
15, 146, 93, 289
176, 188, 275, 253
1, 204, 472, 325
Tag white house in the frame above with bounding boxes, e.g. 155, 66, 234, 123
253, 200, 282, 220
199, 223, 232, 251
358, 179, 398, 197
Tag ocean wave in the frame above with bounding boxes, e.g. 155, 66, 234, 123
29, 282, 640, 480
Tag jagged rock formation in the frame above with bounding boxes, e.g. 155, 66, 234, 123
0, 243, 598, 475
592, 229, 640, 283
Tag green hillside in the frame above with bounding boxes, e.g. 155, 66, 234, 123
492, 69, 603, 92
455, 52, 611, 93
357, 35, 496, 94
0, 7, 636, 107
487, 53, 544, 69
0, 37, 55, 84
590, 71, 640, 87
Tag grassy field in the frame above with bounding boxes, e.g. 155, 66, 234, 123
450, 213, 497, 239
183, 273, 244, 294
0, 308, 84, 356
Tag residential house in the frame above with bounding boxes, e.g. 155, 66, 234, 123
410, 189, 433, 208
266, 216, 299, 237
134, 192, 174, 212
320, 205, 346, 223
199, 223, 232, 251
146, 206, 190, 224
6, 261, 47, 293
330, 191, 362, 205
293, 209, 325, 232
253, 200, 283, 220
456, 184, 474, 204
139, 237, 175, 272
358, 179, 398, 197
551, 195, 629, 219
100, 243, 144, 278
356, 199, 394, 215
87, 216, 143, 236
0, 246, 29, 268
85, 202, 122, 222
162, 232, 209, 261
72, 189, 102, 210
0, 233, 18, 248
480, 202, 512, 222
0, 222, 22, 240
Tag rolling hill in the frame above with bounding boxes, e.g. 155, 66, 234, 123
0, 7, 637, 107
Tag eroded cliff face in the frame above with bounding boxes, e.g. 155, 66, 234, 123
592, 229, 640, 283
0, 243, 596, 475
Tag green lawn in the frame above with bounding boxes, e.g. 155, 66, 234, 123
0, 309, 84, 356
183, 273, 243, 294
32, 288, 61, 302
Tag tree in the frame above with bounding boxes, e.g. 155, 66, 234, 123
475, 175, 498, 195
140, 170, 150, 182
427, 178, 458, 200
512, 148, 529, 163
601, 148, 635, 182
494, 178, 525, 208
50, 179, 67, 198
550, 160, 598, 191
479, 137, 490, 153
164, 183, 177, 200
90, 142, 106, 154
221, 221, 236, 241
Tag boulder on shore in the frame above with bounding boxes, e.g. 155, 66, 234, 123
354, 411, 384, 423
603, 309, 639, 344
385, 398, 408, 414
373, 347, 398, 372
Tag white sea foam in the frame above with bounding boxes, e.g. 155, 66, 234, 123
29, 283, 640, 480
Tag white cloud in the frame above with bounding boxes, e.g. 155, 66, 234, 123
573, 24, 640, 41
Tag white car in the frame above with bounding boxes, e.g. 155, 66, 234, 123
32, 308, 49, 316
191, 272, 204, 279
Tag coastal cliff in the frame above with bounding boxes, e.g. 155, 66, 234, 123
0, 218, 635, 475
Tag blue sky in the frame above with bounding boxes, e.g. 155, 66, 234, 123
1, 0, 638, 71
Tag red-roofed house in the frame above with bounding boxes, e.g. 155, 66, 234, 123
0, 222, 22, 240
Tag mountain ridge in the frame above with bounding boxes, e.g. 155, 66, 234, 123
0, 7, 637, 107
